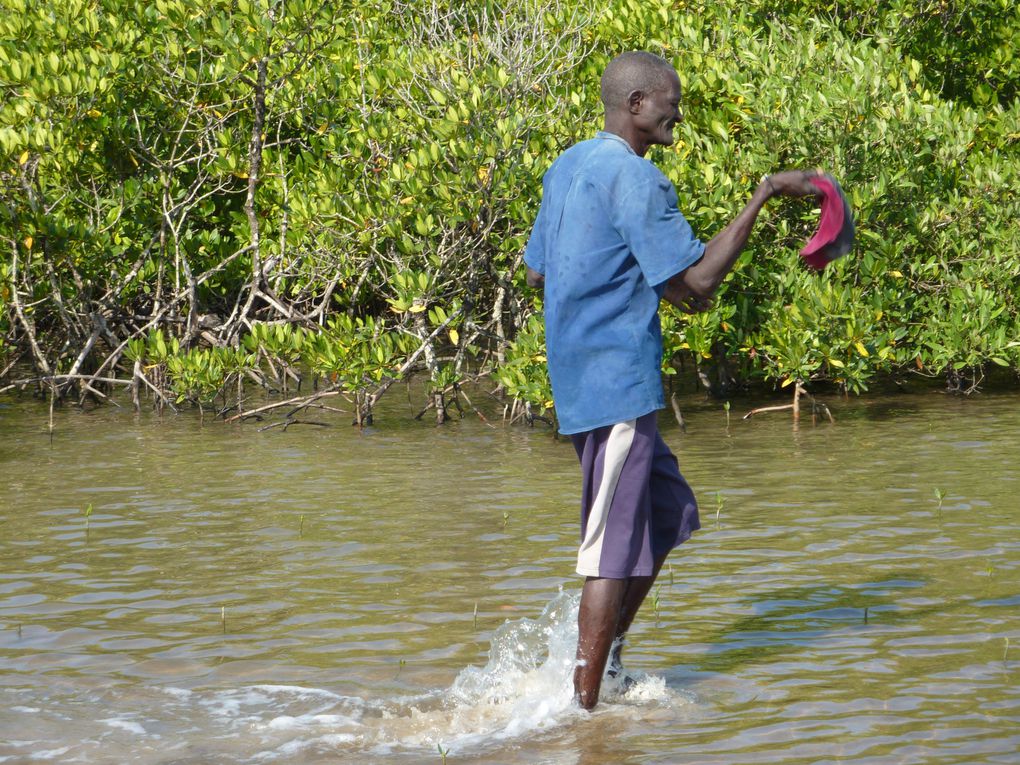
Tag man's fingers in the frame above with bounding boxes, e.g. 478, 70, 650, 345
681, 296, 712, 314
768, 169, 828, 197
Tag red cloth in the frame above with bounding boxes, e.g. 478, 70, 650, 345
800, 175, 854, 270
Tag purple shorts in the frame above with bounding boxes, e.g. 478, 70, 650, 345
570, 411, 699, 578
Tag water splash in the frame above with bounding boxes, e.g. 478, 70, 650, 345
246, 591, 587, 759
246, 589, 684, 759
402, 589, 584, 748
0, 591, 686, 764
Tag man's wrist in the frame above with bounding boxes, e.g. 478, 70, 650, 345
759, 174, 777, 199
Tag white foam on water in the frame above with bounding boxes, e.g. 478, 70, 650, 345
99, 718, 150, 736
262, 713, 362, 731
266, 733, 359, 759
250, 684, 348, 702
27, 747, 71, 761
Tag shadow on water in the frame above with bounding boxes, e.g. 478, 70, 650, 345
692, 574, 935, 674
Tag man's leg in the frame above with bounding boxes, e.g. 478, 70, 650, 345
570, 413, 687, 710
609, 427, 699, 674
574, 576, 626, 710
608, 553, 669, 673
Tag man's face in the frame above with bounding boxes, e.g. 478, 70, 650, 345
638, 70, 683, 147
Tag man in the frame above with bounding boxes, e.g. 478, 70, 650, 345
524, 51, 820, 710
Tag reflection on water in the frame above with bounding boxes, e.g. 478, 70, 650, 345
1, 390, 1019, 763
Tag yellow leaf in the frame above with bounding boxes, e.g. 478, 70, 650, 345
855, 341, 869, 357
449, 328, 459, 345
888, 270, 903, 278
399, 196, 413, 204
24, 236, 33, 250
409, 304, 426, 313
477, 166, 490, 183
781, 377, 794, 388
828, 358, 845, 368
19, 151, 29, 165
86, 109, 102, 118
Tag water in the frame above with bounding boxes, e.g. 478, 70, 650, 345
1, 389, 1018, 763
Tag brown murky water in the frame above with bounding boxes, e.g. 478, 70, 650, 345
1, 388, 1018, 764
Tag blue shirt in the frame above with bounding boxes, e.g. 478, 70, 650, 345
524, 132, 705, 434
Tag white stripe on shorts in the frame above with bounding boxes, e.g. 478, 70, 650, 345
576, 418, 636, 576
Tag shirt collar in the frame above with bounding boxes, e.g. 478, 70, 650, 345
595, 131, 636, 155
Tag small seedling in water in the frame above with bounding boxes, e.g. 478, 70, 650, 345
437, 743, 450, 763
394, 657, 407, 679
652, 585, 662, 623
299, 514, 305, 537
473, 602, 478, 629
1004, 637, 1010, 662
723, 401, 731, 429
715, 492, 725, 526
83, 503, 93, 537
221, 606, 226, 634
863, 607, 869, 624
933, 488, 945, 512
502, 511, 510, 529
668, 562, 674, 588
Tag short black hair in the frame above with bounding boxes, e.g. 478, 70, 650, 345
600, 51, 676, 110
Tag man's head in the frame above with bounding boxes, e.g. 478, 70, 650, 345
600, 51, 682, 156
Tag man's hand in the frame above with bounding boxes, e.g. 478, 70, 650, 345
663, 276, 712, 314
761, 170, 824, 199
663, 168, 826, 314
526, 266, 545, 288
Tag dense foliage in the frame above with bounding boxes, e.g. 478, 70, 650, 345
1, 0, 1018, 423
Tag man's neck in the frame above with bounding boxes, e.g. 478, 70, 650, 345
601, 118, 648, 157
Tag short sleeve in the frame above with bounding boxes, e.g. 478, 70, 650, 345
612, 170, 704, 287
524, 201, 547, 274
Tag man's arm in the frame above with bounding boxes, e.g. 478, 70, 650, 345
664, 170, 821, 307
526, 265, 545, 288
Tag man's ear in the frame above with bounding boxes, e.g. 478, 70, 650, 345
627, 89, 644, 114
